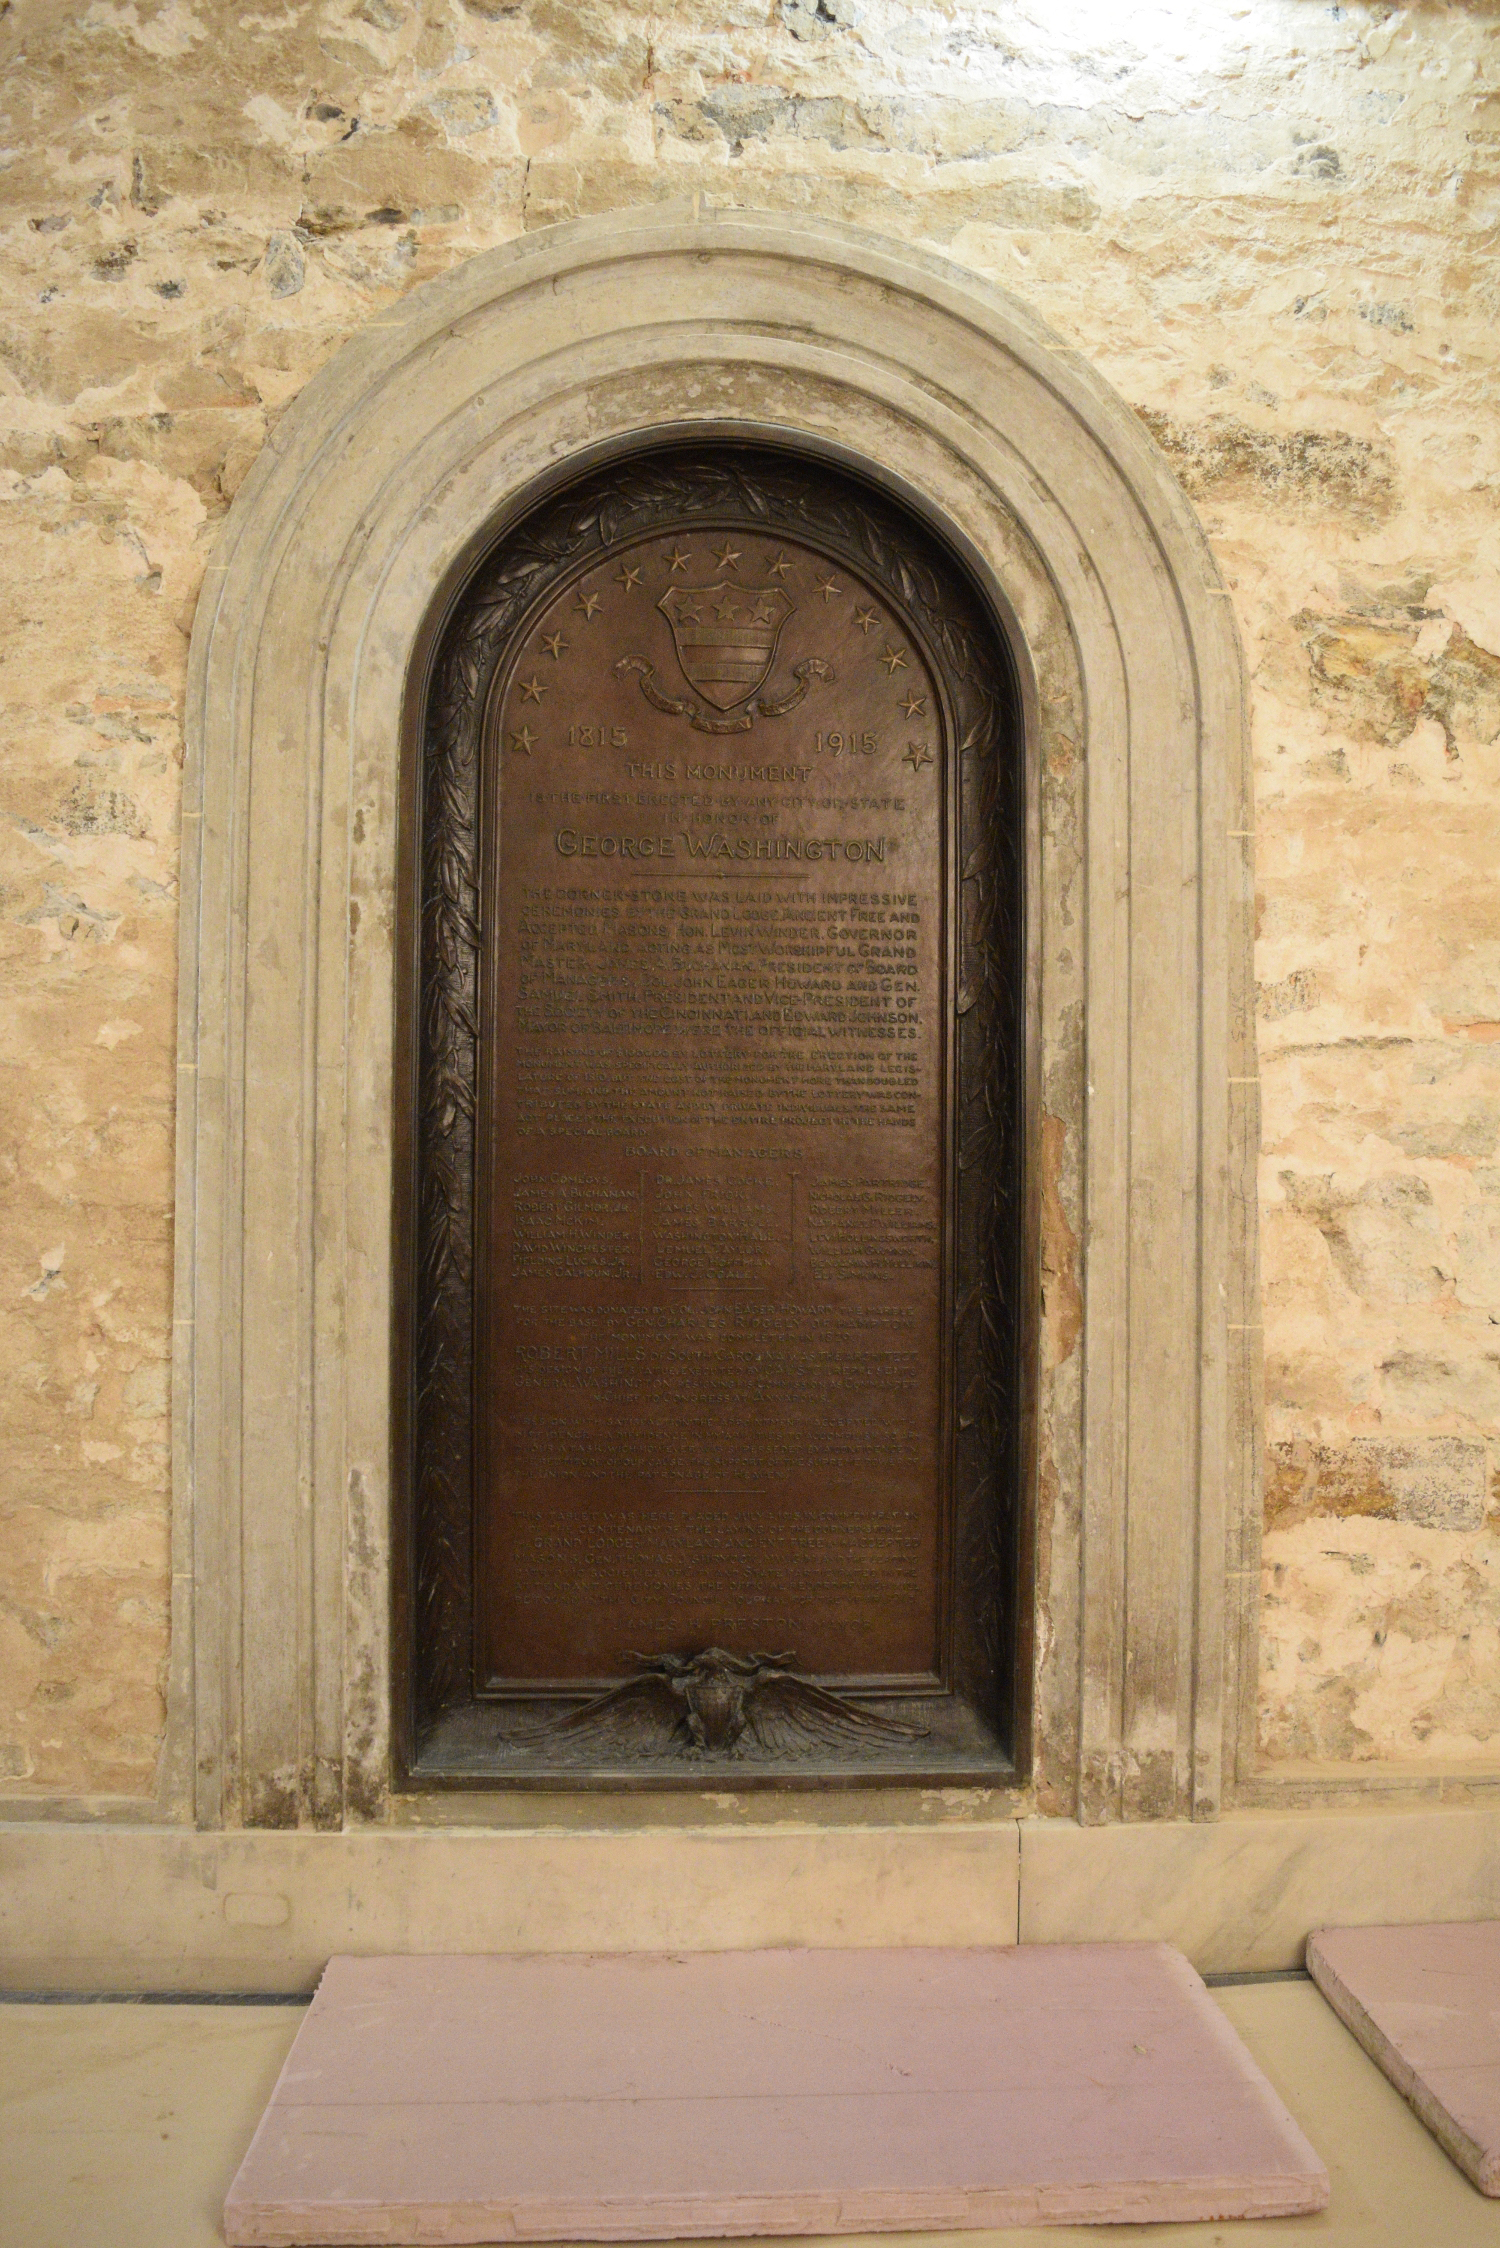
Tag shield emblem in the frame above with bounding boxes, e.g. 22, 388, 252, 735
658, 583, 794, 711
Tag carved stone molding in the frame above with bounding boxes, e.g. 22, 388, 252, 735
165, 208, 1256, 1833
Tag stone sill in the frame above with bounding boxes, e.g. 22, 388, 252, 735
2, 1801, 1498, 1990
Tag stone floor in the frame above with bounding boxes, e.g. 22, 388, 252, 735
3, 1978, 1500, 2246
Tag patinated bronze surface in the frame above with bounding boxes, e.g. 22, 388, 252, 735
399, 446, 1025, 1783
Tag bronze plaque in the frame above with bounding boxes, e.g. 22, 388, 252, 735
402, 444, 1023, 1783
477, 527, 948, 1686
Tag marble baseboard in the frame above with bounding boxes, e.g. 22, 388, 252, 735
1021, 1806, 1500, 1971
3, 1804, 1498, 1991
0, 1822, 1019, 1994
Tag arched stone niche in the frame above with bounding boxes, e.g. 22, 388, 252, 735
174, 208, 1257, 1831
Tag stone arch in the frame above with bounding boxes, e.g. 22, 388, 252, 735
176, 208, 1256, 1830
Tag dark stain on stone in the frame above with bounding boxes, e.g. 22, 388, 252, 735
1280, 1169, 1445, 1302
296, 204, 361, 238
1258, 967, 1320, 1020
782, 0, 861, 39
129, 154, 159, 215
1, 1597, 69, 1650
1267, 1436, 1488, 1532
1428, 628, 1500, 749
662, 88, 888, 152
1298, 614, 1500, 749
1358, 300, 1414, 334
1139, 410, 1395, 518
246, 1772, 300, 1828
92, 240, 138, 281
1390, 1105, 1499, 1162
1292, 143, 1343, 180
660, 88, 1037, 165
1121, 1746, 1179, 1821
60, 783, 145, 838
310, 1755, 344, 1831
343, 1748, 387, 1824
1261, 1674, 1373, 1763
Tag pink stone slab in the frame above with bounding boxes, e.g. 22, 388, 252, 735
223, 1944, 1328, 2244
1308, 1920, 1500, 2194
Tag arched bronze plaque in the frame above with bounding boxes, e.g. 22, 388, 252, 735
397, 446, 1027, 1783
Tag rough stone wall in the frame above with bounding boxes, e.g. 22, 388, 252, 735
0, 0, 1496, 1794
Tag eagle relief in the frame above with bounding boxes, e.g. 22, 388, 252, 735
514, 1649, 929, 1763
616, 561, 834, 734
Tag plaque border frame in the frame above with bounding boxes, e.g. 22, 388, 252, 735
398, 443, 1027, 1784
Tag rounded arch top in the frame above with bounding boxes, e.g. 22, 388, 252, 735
175, 204, 1258, 1834
189, 204, 1240, 749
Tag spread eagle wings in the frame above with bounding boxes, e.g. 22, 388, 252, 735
506, 1658, 928, 1761
509, 1670, 688, 1759
738, 1668, 929, 1756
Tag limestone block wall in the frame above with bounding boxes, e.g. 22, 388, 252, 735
0, 0, 1496, 1798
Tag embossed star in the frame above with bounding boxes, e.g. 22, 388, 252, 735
712, 589, 741, 621
510, 725, 537, 755
765, 550, 793, 577
675, 596, 704, 623
519, 676, 546, 703
667, 545, 692, 572
879, 643, 909, 674
541, 631, 569, 660
574, 589, 602, 620
615, 563, 643, 592
899, 690, 927, 717
815, 574, 840, 603
853, 606, 878, 634
749, 594, 780, 623
903, 741, 933, 773
712, 539, 741, 570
